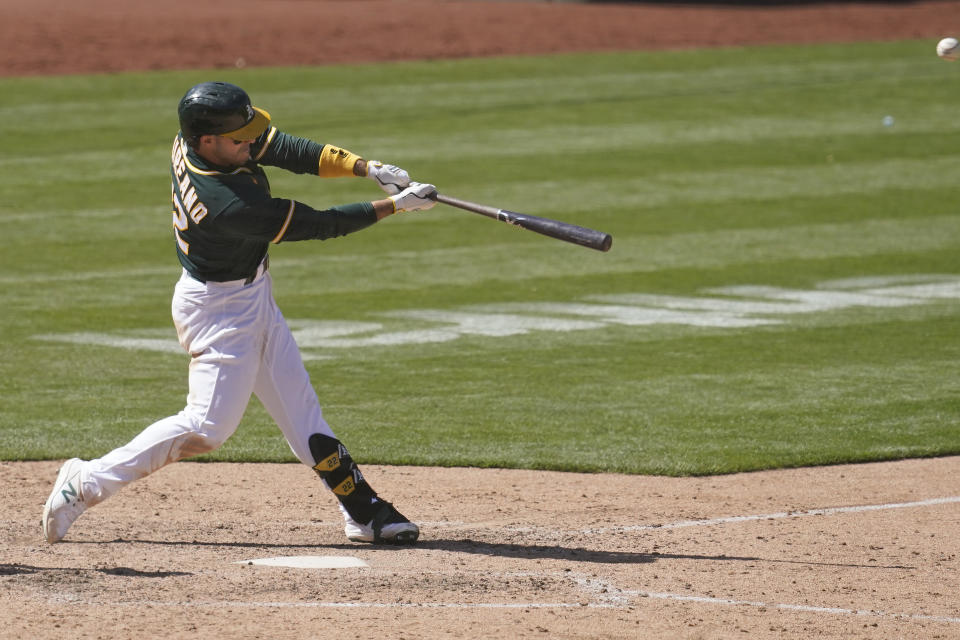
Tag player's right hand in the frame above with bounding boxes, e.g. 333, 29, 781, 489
366, 161, 410, 195
390, 182, 438, 213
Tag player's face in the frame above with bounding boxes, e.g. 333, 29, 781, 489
197, 135, 254, 167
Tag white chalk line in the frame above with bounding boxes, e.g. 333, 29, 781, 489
642, 591, 960, 624
635, 591, 960, 624
292, 496, 960, 536
573, 576, 960, 624
576, 495, 960, 534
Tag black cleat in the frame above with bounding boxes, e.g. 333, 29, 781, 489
345, 501, 419, 544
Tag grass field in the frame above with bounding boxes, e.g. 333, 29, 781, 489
2, 41, 959, 475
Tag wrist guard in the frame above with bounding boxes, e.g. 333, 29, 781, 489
318, 145, 362, 178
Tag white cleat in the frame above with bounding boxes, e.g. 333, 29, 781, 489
345, 501, 419, 544
41, 458, 88, 543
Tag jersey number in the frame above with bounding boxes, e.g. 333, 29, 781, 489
171, 184, 209, 255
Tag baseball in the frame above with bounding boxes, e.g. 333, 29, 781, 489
937, 37, 959, 61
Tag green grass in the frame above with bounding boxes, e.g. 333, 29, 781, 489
2, 40, 959, 475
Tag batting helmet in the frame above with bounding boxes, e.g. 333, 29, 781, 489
177, 81, 271, 141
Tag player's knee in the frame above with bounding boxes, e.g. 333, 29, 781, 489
187, 407, 240, 442
174, 410, 237, 457
185, 432, 221, 456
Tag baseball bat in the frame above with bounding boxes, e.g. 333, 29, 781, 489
430, 192, 612, 252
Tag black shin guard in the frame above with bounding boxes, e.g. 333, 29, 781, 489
308, 433, 379, 524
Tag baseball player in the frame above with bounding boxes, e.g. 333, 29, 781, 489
42, 81, 437, 545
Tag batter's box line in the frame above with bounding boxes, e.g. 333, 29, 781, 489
572, 495, 960, 534
293, 497, 959, 539
633, 590, 960, 625
572, 575, 960, 625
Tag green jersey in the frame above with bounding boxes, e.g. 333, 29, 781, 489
170, 127, 377, 282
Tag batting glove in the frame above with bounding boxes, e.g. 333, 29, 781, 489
366, 161, 410, 195
390, 182, 438, 213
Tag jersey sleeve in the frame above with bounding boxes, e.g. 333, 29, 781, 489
251, 127, 363, 178
216, 193, 377, 244
251, 128, 324, 175
273, 201, 378, 242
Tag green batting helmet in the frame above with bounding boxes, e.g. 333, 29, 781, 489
177, 81, 270, 141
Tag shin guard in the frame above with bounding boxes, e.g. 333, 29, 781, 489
308, 433, 379, 524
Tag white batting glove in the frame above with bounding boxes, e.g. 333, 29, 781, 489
366, 160, 410, 195
390, 182, 438, 213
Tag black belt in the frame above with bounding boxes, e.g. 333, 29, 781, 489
191, 255, 269, 285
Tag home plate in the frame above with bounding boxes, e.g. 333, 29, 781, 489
236, 556, 369, 569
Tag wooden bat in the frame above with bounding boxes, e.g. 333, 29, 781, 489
430, 192, 612, 252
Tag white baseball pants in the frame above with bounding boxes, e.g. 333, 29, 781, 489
80, 266, 336, 507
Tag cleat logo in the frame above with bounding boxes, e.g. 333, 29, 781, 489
60, 481, 78, 503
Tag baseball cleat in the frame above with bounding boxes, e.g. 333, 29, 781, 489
345, 501, 419, 544
41, 458, 88, 543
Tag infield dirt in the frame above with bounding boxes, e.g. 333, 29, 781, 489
2, 1, 959, 638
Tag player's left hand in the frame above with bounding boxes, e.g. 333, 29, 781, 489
390, 182, 438, 213
366, 161, 410, 195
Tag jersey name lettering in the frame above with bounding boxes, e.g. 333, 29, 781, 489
170, 137, 210, 254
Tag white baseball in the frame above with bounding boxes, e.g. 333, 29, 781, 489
937, 37, 959, 61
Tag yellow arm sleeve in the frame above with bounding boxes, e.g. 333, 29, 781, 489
318, 144, 363, 178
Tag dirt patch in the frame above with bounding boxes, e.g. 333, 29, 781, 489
0, 0, 956, 76
4, 1, 960, 638
5, 458, 960, 638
